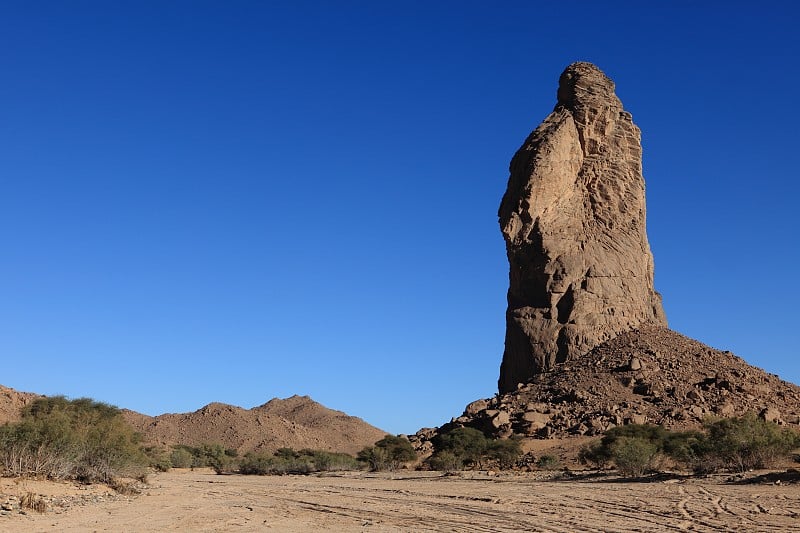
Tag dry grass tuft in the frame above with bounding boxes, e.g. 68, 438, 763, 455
108, 478, 142, 496
20, 491, 47, 513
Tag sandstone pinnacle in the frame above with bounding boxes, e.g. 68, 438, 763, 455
498, 62, 667, 393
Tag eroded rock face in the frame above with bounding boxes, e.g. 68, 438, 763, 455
498, 62, 666, 393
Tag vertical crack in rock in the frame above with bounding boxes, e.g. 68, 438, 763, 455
498, 62, 667, 393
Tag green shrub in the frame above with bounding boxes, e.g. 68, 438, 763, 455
485, 438, 523, 469
285, 448, 359, 472
239, 453, 279, 475
357, 445, 391, 471
0, 396, 147, 482
579, 424, 666, 474
358, 435, 417, 471
306, 450, 360, 472
428, 427, 521, 471
142, 446, 172, 472
374, 436, 416, 463
700, 413, 800, 472
610, 437, 659, 477
661, 430, 705, 465
431, 427, 488, 468
238, 452, 311, 475
157, 443, 238, 472
274, 447, 297, 460
428, 450, 461, 472
203, 444, 237, 474
578, 440, 610, 469
535, 454, 560, 470
169, 447, 194, 469
242, 449, 304, 475
174, 443, 238, 472
579, 416, 800, 476
275, 459, 313, 474
603, 423, 669, 447
238, 448, 360, 475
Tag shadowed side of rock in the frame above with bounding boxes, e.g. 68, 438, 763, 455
498, 62, 666, 393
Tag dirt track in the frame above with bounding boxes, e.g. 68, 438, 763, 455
3, 469, 800, 532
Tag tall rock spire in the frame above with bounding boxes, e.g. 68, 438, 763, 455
498, 62, 667, 393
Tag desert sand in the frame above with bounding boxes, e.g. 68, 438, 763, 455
2, 469, 799, 532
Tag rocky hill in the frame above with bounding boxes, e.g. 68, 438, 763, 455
411, 326, 800, 454
123, 395, 387, 455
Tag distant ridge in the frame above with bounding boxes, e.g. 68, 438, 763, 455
0, 387, 386, 456
122, 395, 387, 455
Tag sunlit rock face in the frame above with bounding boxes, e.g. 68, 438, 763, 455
498, 62, 667, 394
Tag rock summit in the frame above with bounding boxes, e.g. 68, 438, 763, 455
498, 62, 667, 393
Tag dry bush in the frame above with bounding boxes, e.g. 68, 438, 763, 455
20, 492, 47, 513
108, 478, 143, 495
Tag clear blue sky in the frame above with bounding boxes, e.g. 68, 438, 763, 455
2, 2, 798, 435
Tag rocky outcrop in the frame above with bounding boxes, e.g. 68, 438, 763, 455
411, 326, 800, 450
411, 63, 800, 461
498, 62, 666, 393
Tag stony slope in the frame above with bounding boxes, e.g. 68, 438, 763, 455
123, 395, 387, 455
412, 326, 800, 452
0, 385, 40, 424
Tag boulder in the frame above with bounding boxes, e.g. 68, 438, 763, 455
522, 411, 551, 429
491, 410, 511, 428
464, 399, 488, 416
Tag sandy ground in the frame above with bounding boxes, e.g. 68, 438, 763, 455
2, 469, 800, 532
